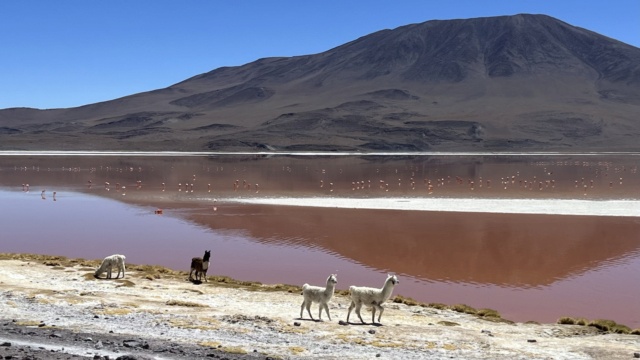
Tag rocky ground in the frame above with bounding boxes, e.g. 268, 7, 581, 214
0, 254, 639, 360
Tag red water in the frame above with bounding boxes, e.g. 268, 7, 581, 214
1, 154, 639, 327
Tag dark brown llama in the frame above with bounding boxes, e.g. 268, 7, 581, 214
189, 250, 211, 282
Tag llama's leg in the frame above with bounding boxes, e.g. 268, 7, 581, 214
355, 302, 365, 324
371, 304, 377, 324
300, 300, 306, 319
346, 301, 355, 323
189, 269, 194, 280
106, 267, 112, 279
377, 305, 384, 323
203, 270, 207, 282
305, 301, 314, 320
317, 304, 323, 321
322, 303, 331, 321
122, 262, 125, 278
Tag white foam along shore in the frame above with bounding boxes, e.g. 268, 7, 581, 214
226, 197, 640, 217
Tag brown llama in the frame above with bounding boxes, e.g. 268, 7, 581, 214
189, 250, 211, 282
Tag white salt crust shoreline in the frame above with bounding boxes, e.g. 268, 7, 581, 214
225, 197, 640, 217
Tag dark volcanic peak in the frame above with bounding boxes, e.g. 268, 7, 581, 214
1, 14, 640, 152
176, 14, 640, 91
321, 13, 640, 83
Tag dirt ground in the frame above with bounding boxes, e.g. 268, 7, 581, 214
0, 254, 639, 359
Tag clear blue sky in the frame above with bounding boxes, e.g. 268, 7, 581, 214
1, 0, 638, 110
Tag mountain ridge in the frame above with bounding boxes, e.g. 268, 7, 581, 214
1, 14, 639, 151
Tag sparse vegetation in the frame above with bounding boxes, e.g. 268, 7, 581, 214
575, 318, 588, 326
476, 308, 501, 319
166, 299, 207, 307
200, 341, 221, 348
220, 346, 247, 355
450, 303, 477, 315
289, 346, 306, 355
427, 302, 448, 310
556, 317, 637, 335
393, 294, 419, 306
438, 321, 460, 327
557, 317, 576, 325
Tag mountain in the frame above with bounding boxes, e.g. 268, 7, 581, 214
2, 14, 640, 151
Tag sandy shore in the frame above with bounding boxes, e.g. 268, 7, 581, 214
0, 254, 639, 359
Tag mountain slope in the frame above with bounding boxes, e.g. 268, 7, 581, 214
1, 14, 639, 151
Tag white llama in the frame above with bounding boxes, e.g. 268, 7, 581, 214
94, 254, 126, 279
300, 274, 338, 321
346, 274, 399, 324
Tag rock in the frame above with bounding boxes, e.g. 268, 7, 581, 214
368, 329, 376, 335
123, 340, 141, 348
527, 339, 537, 343
633, 352, 640, 358
338, 320, 348, 326
96, 340, 104, 349
50, 333, 62, 338
1, 341, 11, 346
293, 322, 301, 327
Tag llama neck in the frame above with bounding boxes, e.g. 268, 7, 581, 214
202, 261, 209, 271
325, 281, 336, 294
380, 281, 395, 301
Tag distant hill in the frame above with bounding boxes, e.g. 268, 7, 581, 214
1, 14, 639, 151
